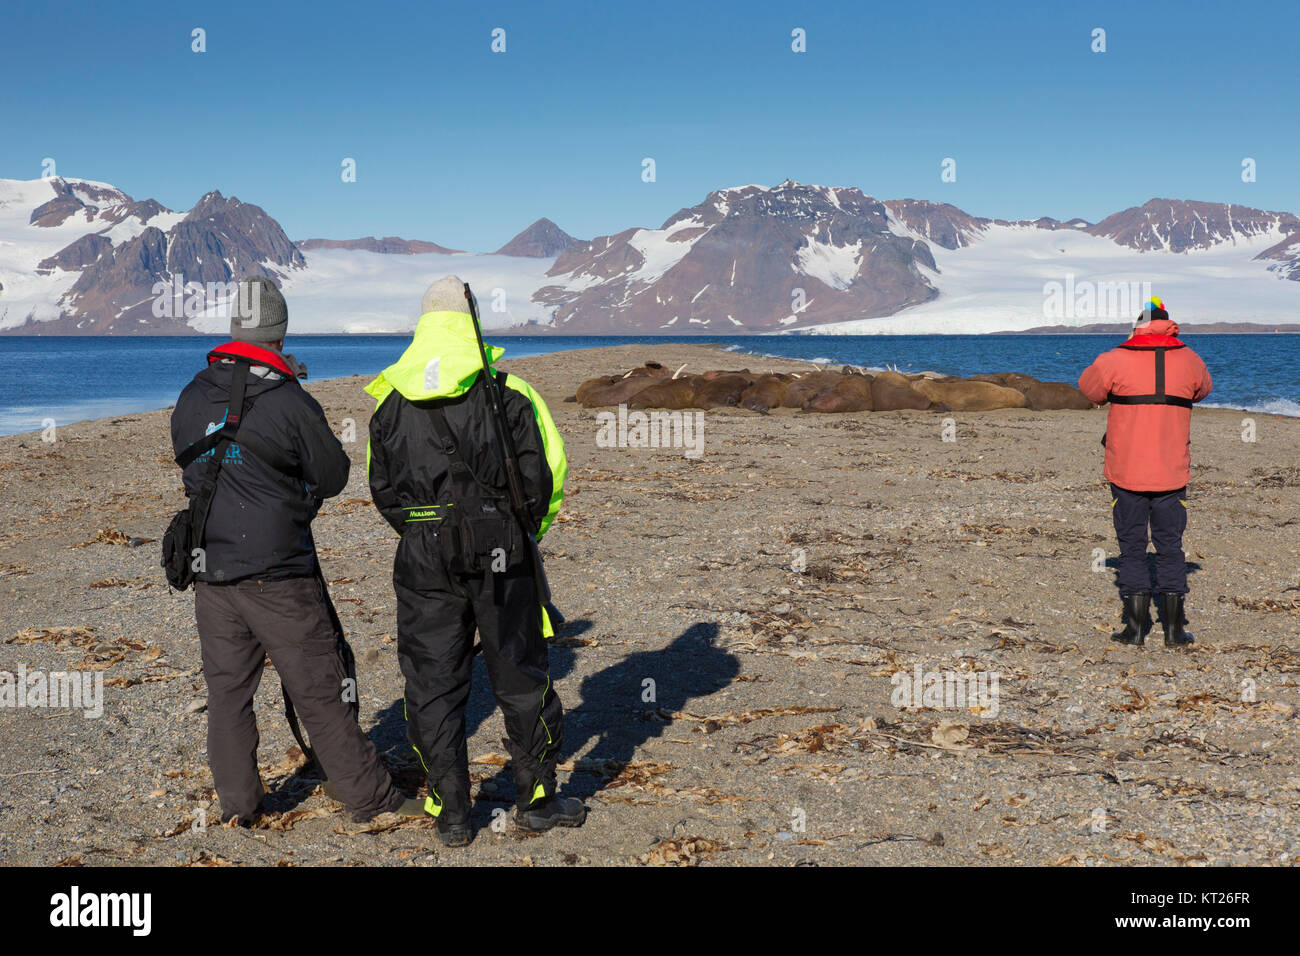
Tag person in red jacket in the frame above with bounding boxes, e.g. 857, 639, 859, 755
1078, 297, 1212, 648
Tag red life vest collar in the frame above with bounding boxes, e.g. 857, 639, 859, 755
207, 341, 295, 377
1120, 333, 1184, 350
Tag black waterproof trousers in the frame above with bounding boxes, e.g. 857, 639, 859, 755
395, 545, 562, 824
1111, 484, 1189, 596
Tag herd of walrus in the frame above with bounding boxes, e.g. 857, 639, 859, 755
568, 361, 1095, 413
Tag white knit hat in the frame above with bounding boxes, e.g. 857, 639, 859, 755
420, 275, 471, 315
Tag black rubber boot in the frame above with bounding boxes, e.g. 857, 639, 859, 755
516, 796, 587, 833
1110, 593, 1151, 646
1160, 593, 1194, 648
435, 818, 472, 847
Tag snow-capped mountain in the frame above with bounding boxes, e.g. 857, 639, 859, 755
3, 176, 1299, 335
0, 177, 301, 333
1086, 199, 1300, 253
536, 182, 940, 331
535, 184, 1300, 333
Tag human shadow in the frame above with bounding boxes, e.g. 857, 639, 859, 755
554, 620, 740, 803
369, 619, 739, 817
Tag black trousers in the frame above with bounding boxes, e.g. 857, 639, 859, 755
394, 545, 562, 824
1110, 484, 1189, 596
195, 577, 401, 822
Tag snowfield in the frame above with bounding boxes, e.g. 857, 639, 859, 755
268, 249, 561, 334
802, 224, 1300, 334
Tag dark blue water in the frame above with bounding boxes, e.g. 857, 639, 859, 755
0, 334, 1296, 435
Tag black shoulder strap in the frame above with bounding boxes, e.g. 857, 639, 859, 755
175, 364, 300, 476
188, 360, 252, 543
1108, 347, 1195, 409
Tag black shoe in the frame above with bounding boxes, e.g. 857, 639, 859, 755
516, 796, 586, 833
436, 818, 472, 847
1110, 593, 1151, 645
1160, 592, 1194, 648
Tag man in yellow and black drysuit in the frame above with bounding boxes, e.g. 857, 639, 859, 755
365, 276, 579, 847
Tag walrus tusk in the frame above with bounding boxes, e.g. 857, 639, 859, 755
672, 363, 688, 379
621, 369, 635, 379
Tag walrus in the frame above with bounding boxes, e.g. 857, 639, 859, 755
910, 378, 1028, 411
628, 376, 700, 410
782, 371, 842, 408
872, 369, 914, 389
739, 374, 791, 414
692, 373, 754, 409
871, 377, 932, 410
971, 371, 1041, 389
626, 361, 673, 378
1019, 381, 1094, 410
575, 374, 659, 407
805, 374, 874, 413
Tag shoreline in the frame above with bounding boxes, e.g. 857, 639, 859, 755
3, 337, 1298, 439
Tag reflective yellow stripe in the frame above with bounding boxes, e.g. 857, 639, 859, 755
504, 375, 567, 539
423, 795, 442, 818
404, 698, 430, 773
1111, 498, 1118, 508
530, 781, 547, 805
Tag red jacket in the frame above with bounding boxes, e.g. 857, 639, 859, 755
1077, 319, 1212, 492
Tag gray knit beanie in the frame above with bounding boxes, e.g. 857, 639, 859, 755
420, 275, 472, 315
230, 277, 288, 343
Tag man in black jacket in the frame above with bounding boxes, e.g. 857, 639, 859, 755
366, 276, 581, 846
172, 277, 415, 824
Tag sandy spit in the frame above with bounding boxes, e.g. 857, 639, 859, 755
0, 343, 1297, 867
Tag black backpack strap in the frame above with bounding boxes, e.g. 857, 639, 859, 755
189, 360, 252, 545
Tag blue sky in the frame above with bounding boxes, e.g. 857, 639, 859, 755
4, 0, 1297, 250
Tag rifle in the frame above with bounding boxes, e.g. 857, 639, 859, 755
463, 282, 565, 632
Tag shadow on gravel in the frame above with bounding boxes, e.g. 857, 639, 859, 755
367, 620, 739, 816
557, 620, 740, 803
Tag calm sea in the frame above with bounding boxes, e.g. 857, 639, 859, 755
0, 334, 1296, 436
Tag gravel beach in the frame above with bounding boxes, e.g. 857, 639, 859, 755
1, 342, 1296, 867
